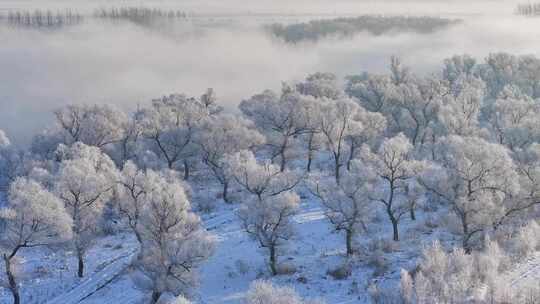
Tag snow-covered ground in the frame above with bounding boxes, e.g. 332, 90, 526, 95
505, 252, 540, 294
0, 233, 138, 304
0, 182, 538, 304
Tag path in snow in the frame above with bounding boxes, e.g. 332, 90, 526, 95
46, 249, 137, 304
506, 252, 540, 292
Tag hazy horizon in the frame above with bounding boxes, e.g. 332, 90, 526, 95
1, 0, 538, 145
0, 0, 521, 16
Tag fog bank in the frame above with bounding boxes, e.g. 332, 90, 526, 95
1, 0, 539, 145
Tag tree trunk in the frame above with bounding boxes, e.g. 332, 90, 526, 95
391, 218, 399, 241
334, 157, 341, 184
388, 181, 399, 241
3, 255, 20, 304
410, 205, 416, 221
269, 245, 278, 276
460, 211, 472, 253
134, 230, 145, 259
151, 290, 161, 303
183, 160, 190, 180
345, 229, 354, 256
77, 251, 85, 278
306, 133, 314, 173
223, 180, 230, 204
279, 152, 286, 172
134, 229, 143, 247
306, 150, 313, 173
347, 144, 356, 171
279, 137, 289, 172
463, 238, 472, 254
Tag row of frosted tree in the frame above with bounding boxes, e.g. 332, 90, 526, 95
269, 16, 460, 43
3, 9, 83, 28
1, 52, 540, 303
516, 2, 540, 16
93, 7, 189, 23
0, 7, 189, 29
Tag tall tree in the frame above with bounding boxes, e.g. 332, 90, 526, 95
54, 143, 119, 277
138, 93, 211, 178
420, 136, 519, 251
438, 75, 486, 136
1, 178, 72, 304
486, 85, 540, 151
309, 160, 373, 255
362, 134, 425, 241
225, 150, 301, 275
240, 89, 311, 172
318, 97, 369, 183
196, 114, 265, 202
54, 104, 128, 148
137, 170, 214, 303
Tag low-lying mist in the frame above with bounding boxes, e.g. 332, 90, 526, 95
1, 0, 540, 145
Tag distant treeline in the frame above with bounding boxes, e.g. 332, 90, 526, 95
93, 7, 188, 24
0, 6, 189, 29
516, 2, 540, 16
2, 9, 83, 28
268, 15, 461, 43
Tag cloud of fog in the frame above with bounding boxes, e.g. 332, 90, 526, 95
1, 0, 540, 145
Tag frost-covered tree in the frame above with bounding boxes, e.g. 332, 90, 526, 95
344, 108, 386, 171
421, 136, 519, 251
361, 134, 425, 241
54, 104, 128, 148
240, 89, 311, 171
111, 115, 142, 166
476, 53, 540, 99
318, 97, 367, 183
442, 54, 477, 84
486, 86, 540, 151
509, 220, 540, 261
0, 131, 16, 188
299, 101, 325, 173
309, 161, 373, 255
138, 93, 210, 177
295, 72, 342, 100
199, 88, 223, 115
437, 75, 486, 136
495, 143, 540, 228
1, 178, 72, 304
387, 77, 445, 147
225, 150, 301, 201
348, 60, 445, 152
402, 241, 476, 303
137, 171, 214, 303
399, 223, 540, 304
196, 114, 265, 202
0, 130, 10, 148
0, 147, 37, 190
238, 191, 300, 275
117, 161, 150, 247
390, 56, 412, 85
225, 150, 301, 275
346, 73, 394, 113
156, 293, 192, 304
404, 180, 423, 221
30, 128, 66, 160
245, 280, 324, 304
54, 143, 119, 277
